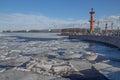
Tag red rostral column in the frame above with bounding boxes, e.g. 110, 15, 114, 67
105, 23, 108, 33
89, 8, 95, 32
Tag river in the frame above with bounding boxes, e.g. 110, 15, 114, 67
0, 32, 120, 80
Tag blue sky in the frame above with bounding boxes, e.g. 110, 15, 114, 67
0, 0, 120, 30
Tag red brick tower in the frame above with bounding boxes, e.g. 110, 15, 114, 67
89, 8, 95, 33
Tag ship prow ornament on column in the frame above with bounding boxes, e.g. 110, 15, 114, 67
89, 8, 95, 34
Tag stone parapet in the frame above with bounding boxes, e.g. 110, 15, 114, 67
69, 35, 120, 49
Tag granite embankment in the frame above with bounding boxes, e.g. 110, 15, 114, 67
69, 35, 120, 49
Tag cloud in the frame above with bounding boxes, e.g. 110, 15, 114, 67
96, 16, 120, 29
0, 13, 88, 30
0, 13, 119, 30
108, 16, 120, 20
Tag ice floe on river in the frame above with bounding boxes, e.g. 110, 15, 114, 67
0, 33, 120, 80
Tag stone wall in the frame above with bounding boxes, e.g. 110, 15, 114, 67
69, 35, 120, 49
